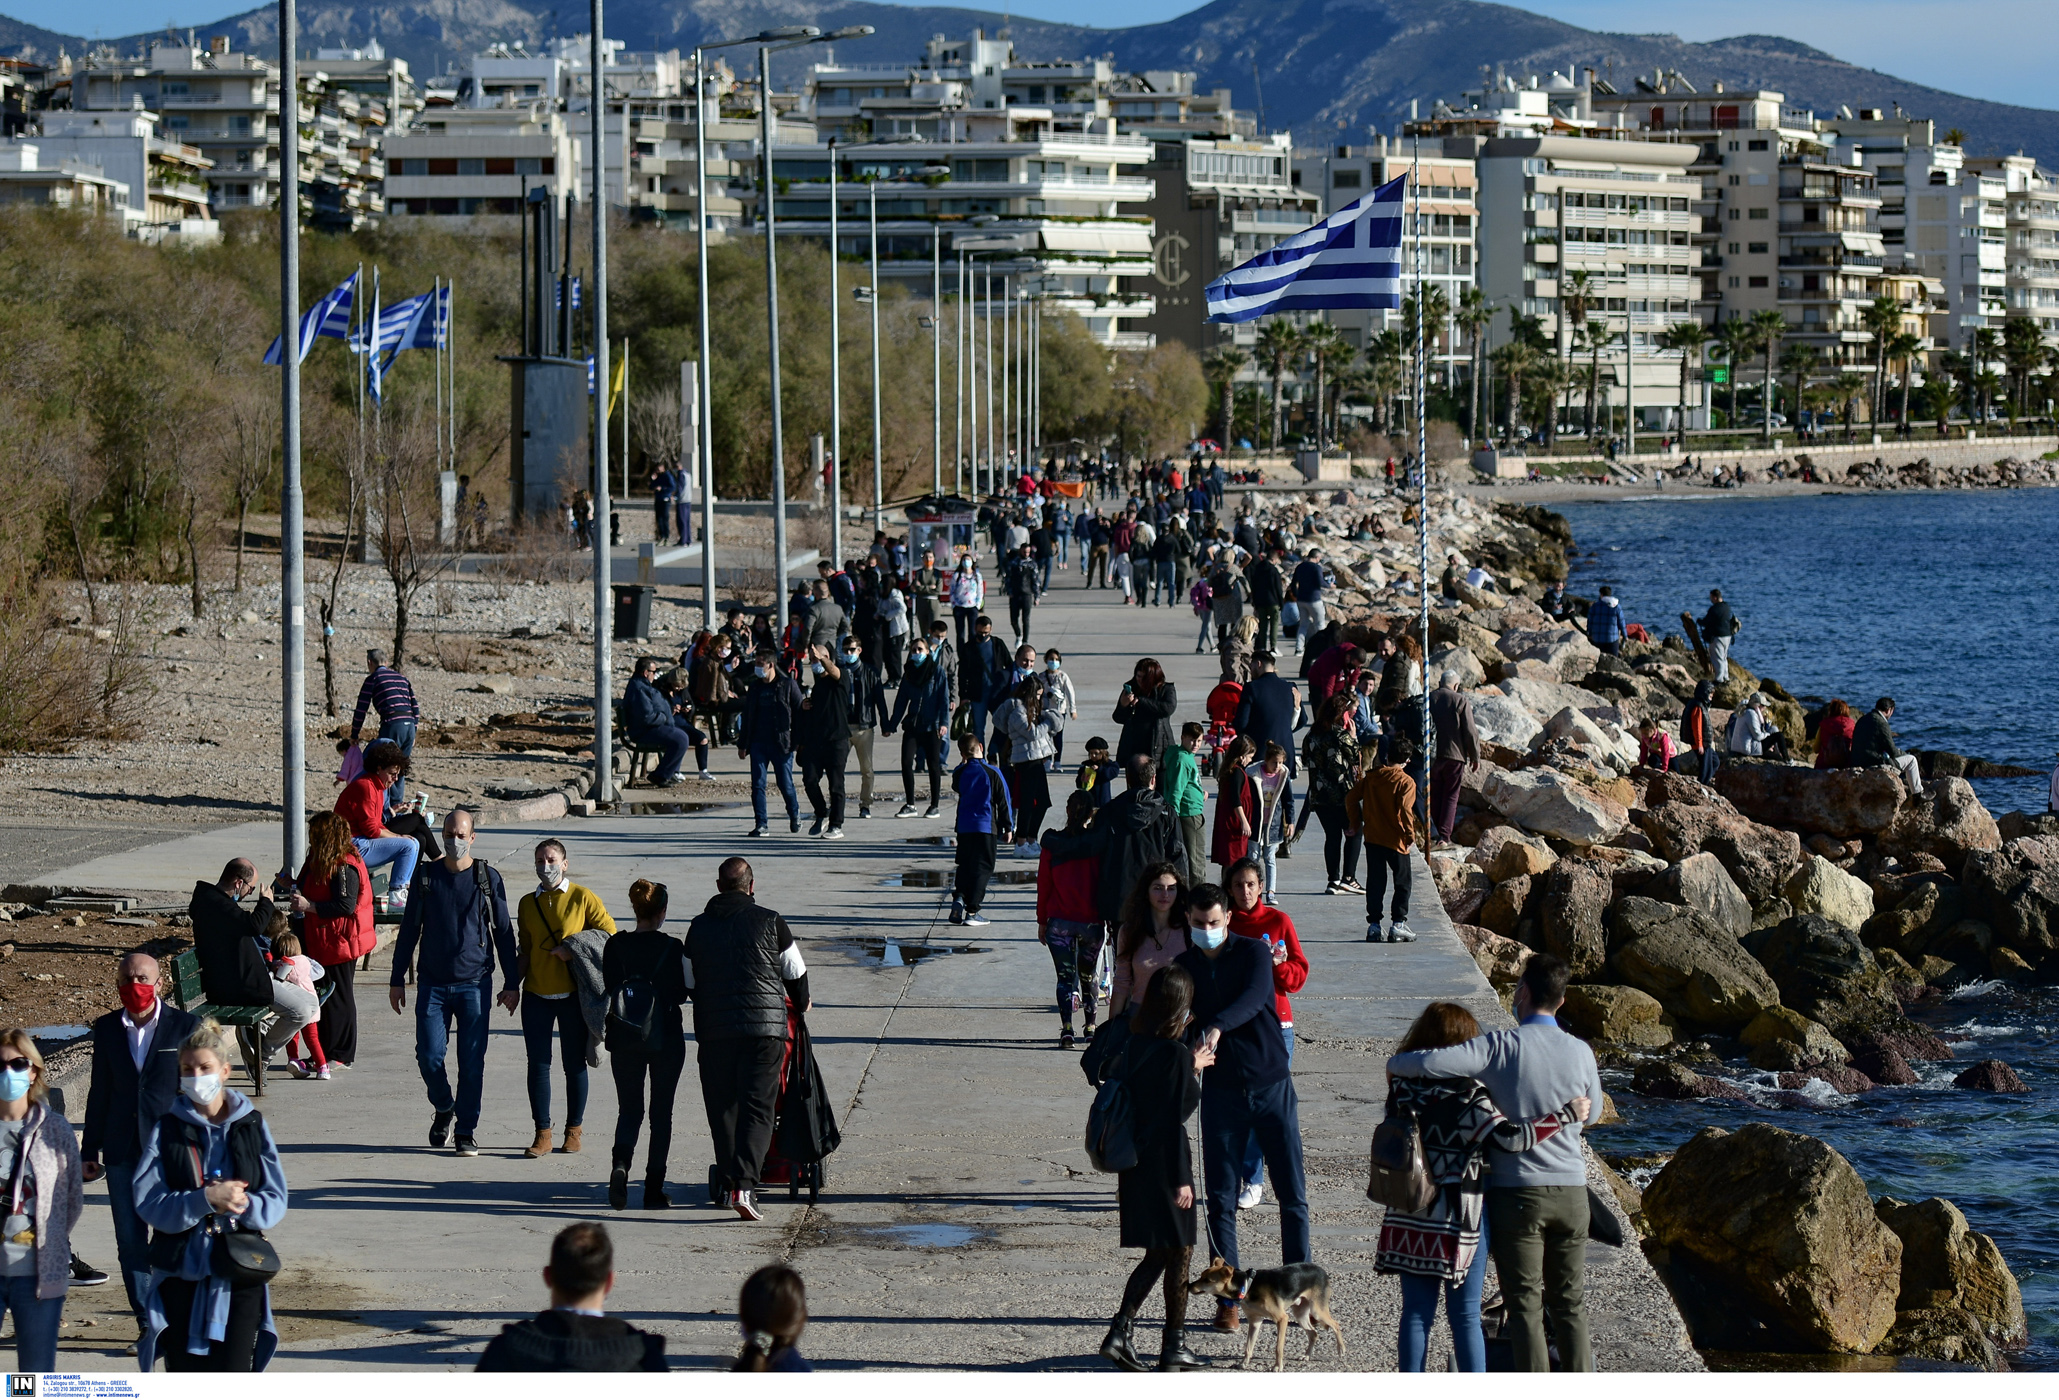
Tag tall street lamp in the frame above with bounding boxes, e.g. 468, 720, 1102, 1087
589, 0, 617, 803
277, 0, 305, 870
866, 175, 883, 536
827, 136, 841, 567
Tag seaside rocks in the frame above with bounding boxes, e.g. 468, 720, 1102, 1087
1497, 626, 1600, 681
1782, 856, 1877, 932
1426, 643, 1486, 692
1475, 827, 1557, 882
1611, 912, 1781, 1030
1561, 984, 1673, 1049
1742, 1007, 1851, 1071
1951, 1059, 2028, 1093
1750, 914, 1898, 1040
1641, 803, 1802, 905
1877, 1308, 2004, 1371
1645, 852, 1752, 939
1643, 1124, 1903, 1353
1538, 859, 1613, 978
1878, 777, 2002, 864
1643, 768, 1736, 812
1501, 674, 1610, 719
1469, 694, 1545, 752
1631, 1060, 1732, 1100
1453, 922, 1529, 988
1712, 763, 1906, 838
1957, 836, 2059, 972
1852, 1042, 1920, 1085
1477, 876, 1533, 939
1874, 1196, 2028, 1350
1436, 864, 1492, 927
1777, 1065, 1876, 1096
1483, 766, 1629, 846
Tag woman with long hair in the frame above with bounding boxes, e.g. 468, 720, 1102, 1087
949, 556, 984, 644
1113, 658, 1177, 769
1304, 691, 1366, 894
1375, 631, 1426, 764
1378, 1002, 1591, 1371
602, 879, 689, 1211
1210, 735, 1258, 879
289, 810, 375, 1068
0, 1028, 81, 1372
1037, 789, 1105, 1048
1108, 863, 1188, 1017
734, 1263, 810, 1371
1814, 697, 1856, 770
994, 676, 1059, 856
1098, 964, 1215, 1372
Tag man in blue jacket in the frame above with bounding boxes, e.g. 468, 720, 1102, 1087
1586, 586, 1626, 656
390, 808, 519, 1157
1176, 883, 1309, 1332
622, 655, 695, 786
949, 737, 1013, 928
1234, 651, 1302, 777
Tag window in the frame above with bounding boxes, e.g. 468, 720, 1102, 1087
1749, 275, 1769, 287
1727, 140, 1740, 151
427, 158, 457, 176
1748, 139, 1769, 152
1728, 241, 1740, 253
1747, 241, 1768, 254
1716, 106, 1739, 129
1728, 275, 1741, 288
457, 158, 485, 176
1332, 169, 1360, 188
166, 113, 189, 130
1748, 208, 1769, 220
1728, 175, 1740, 186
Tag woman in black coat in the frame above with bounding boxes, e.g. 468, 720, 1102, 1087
603, 878, 691, 1212
1113, 658, 1178, 769
1100, 964, 1215, 1373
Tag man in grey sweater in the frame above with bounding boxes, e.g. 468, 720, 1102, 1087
1387, 954, 1603, 1371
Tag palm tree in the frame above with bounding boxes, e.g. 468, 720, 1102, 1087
1750, 309, 1787, 441
1254, 319, 1304, 453
1300, 321, 1351, 448
1965, 329, 2000, 421
1658, 321, 1706, 437
1712, 318, 1757, 433
1456, 288, 1493, 443
1779, 342, 1821, 438
1492, 341, 1540, 444
1366, 351, 1406, 436
1531, 353, 1575, 448
1885, 331, 1923, 435
1200, 345, 1248, 454
2002, 316, 2044, 418
1920, 375, 1956, 438
1860, 295, 1905, 424
1401, 283, 1453, 397
1831, 371, 1866, 442
1578, 321, 1617, 438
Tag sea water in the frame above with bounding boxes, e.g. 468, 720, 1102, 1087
1558, 490, 2057, 1368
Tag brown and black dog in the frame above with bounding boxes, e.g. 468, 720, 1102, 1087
1188, 1257, 1347, 1371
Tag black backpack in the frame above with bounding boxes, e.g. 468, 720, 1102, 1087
1083, 1041, 1139, 1173
605, 974, 669, 1057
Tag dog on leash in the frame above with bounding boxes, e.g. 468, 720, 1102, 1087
1187, 1257, 1347, 1371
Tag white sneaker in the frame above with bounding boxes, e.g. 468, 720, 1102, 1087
1236, 1182, 1264, 1210
733, 1189, 764, 1222
388, 888, 408, 910
1389, 921, 1416, 943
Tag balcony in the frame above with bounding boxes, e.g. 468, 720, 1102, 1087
1780, 253, 1883, 269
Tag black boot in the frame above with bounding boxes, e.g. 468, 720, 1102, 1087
643, 1178, 671, 1209
1157, 1327, 1212, 1371
608, 1155, 630, 1211
1099, 1313, 1146, 1372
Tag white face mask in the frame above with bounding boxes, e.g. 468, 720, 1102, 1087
180, 1073, 222, 1107
449, 836, 474, 861
537, 861, 564, 887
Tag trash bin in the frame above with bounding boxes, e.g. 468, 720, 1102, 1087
611, 583, 655, 641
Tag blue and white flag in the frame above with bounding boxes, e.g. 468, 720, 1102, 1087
403, 284, 450, 352
262, 269, 357, 365
353, 291, 433, 359
1204, 174, 1406, 323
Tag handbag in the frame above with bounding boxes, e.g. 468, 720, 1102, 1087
1366, 1103, 1438, 1214
1080, 1014, 1132, 1087
1083, 1043, 1138, 1173
212, 1226, 282, 1286
1587, 1186, 1626, 1248
949, 702, 974, 742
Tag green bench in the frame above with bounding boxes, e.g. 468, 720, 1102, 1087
168, 948, 334, 1097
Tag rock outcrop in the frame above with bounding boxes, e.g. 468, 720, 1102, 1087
1952, 1059, 2028, 1092
1537, 858, 1612, 979
1483, 766, 1629, 845
1958, 836, 2059, 974
1612, 915, 1782, 1030
1644, 851, 1752, 939
1878, 777, 2003, 864
1560, 983, 1673, 1049
1782, 855, 1876, 931
1750, 914, 1898, 1040
1874, 1196, 2028, 1350
1712, 762, 1908, 838
1641, 802, 1802, 904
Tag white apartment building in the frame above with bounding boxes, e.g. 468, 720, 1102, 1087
0, 142, 130, 218
382, 103, 577, 217
24, 108, 214, 233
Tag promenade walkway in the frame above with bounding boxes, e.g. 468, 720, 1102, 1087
36, 565, 1696, 1371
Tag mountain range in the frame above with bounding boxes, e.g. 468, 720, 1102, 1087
7, 0, 2058, 168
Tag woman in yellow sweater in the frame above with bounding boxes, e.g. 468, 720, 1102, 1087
516, 839, 617, 1158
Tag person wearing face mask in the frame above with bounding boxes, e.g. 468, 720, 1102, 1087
601, 881, 690, 1212
515, 839, 618, 1160
84, 953, 198, 1325
187, 859, 319, 1079
885, 635, 951, 818
739, 649, 804, 837
837, 637, 890, 821
134, 1019, 289, 1372
1175, 883, 1310, 1334
686, 632, 738, 764
0, 1031, 81, 1372
796, 644, 853, 838
1038, 649, 1077, 772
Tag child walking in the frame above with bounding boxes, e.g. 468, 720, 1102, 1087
1075, 735, 1120, 811
272, 925, 330, 1079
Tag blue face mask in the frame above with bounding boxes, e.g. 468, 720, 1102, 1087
1046, 659, 1060, 671
810, 662, 825, 675
1190, 923, 1229, 951
0, 1068, 32, 1103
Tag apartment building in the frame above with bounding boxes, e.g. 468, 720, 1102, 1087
1108, 72, 1254, 141
24, 108, 215, 233
0, 142, 130, 217
382, 103, 577, 216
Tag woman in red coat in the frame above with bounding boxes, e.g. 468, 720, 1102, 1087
288, 810, 376, 1068
1210, 736, 1259, 875
1814, 698, 1857, 770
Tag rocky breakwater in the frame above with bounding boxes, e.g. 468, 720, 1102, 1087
1241, 491, 2039, 1365
1665, 452, 2059, 492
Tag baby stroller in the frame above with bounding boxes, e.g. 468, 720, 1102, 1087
709, 1002, 840, 1205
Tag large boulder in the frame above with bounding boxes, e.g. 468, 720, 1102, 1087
1483, 766, 1630, 846
1497, 626, 1600, 682
1643, 768, 1738, 811
1751, 914, 1898, 1040
1641, 802, 1804, 904
1453, 922, 1530, 987
1877, 1308, 2004, 1371
1645, 851, 1752, 939
1476, 827, 1556, 882
1741, 1007, 1851, 1070
1874, 1196, 2028, 1350
1469, 693, 1545, 752
1477, 876, 1532, 938
1879, 777, 2002, 864
1501, 674, 1610, 721
1560, 983, 1673, 1049
1958, 836, 2059, 973
1612, 915, 1782, 1030
1711, 763, 1907, 838
1427, 643, 1487, 693
1604, 894, 1698, 953
1642, 1124, 1903, 1353
1783, 855, 1877, 932
1436, 861, 1492, 926
1543, 706, 1639, 772
1537, 858, 1612, 978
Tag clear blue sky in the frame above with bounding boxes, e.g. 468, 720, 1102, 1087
23, 0, 2053, 112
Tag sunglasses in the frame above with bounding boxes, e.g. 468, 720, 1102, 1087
0, 1059, 30, 1074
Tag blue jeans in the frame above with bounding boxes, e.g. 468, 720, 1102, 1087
355, 835, 418, 894
1039, 555, 1053, 592
1241, 1025, 1295, 1188
1154, 559, 1175, 606
1399, 1212, 1491, 1371
0, 1273, 62, 1371
521, 993, 588, 1130
415, 976, 493, 1134
1201, 1072, 1310, 1270
750, 751, 799, 828
104, 1155, 151, 1318
378, 717, 417, 804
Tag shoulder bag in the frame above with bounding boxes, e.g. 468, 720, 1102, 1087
1366, 1094, 1438, 1214
1083, 1043, 1138, 1173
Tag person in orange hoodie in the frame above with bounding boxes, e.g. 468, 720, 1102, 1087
1036, 790, 1107, 1051
1224, 856, 1308, 1210
1346, 737, 1419, 944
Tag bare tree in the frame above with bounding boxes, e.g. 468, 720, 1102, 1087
219, 379, 279, 593
319, 464, 362, 717
367, 405, 460, 665
631, 378, 682, 481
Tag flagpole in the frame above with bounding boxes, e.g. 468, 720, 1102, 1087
280, 0, 307, 876
433, 276, 443, 488
828, 137, 842, 568
1412, 130, 1431, 831
692, 47, 717, 632
590, 5, 616, 805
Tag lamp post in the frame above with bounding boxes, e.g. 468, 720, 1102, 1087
827, 135, 841, 568
278, 0, 305, 871
867, 175, 883, 535
589, 0, 615, 803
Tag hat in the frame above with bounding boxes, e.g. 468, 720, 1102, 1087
1748, 693, 1768, 708
1084, 735, 1110, 752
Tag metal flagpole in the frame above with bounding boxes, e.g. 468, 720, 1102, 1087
1412, 136, 1431, 827
954, 251, 965, 494
1000, 280, 1011, 478
931, 225, 942, 496
279, 0, 306, 875
828, 137, 842, 568
432, 276, 442, 477
984, 269, 994, 495
621, 336, 630, 502
589, 3, 616, 804
868, 177, 883, 536
692, 49, 717, 631
760, 42, 790, 639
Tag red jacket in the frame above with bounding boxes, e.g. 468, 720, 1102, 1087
1036, 847, 1101, 925
1230, 903, 1309, 1026
335, 776, 386, 840
297, 850, 375, 965
1309, 644, 1357, 703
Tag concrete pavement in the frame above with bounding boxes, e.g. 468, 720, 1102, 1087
41, 561, 1697, 1371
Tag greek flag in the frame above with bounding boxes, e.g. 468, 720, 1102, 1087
1204, 174, 1407, 323
262, 269, 357, 365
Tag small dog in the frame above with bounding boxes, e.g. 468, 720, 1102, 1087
1188, 1257, 1347, 1371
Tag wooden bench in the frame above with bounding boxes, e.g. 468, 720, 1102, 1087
167, 948, 333, 1097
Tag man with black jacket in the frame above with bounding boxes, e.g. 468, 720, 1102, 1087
1854, 696, 1923, 797
958, 614, 1010, 745
685, 858, 811, 1222
839, 635, 891, 819
797, 644, 853, 838
1092, 756, 1188, 922
1176, 884, 1310, 1332
477, 1223, 666, 1371
188, 858, 318, 1068
1246, 547, 1285, 653
1003, 543, 1039, 645
1235, 652, 1302, 778
390, 808, 520, 1157
1701, 588, 1739, 684
82, 951, 197, 1320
